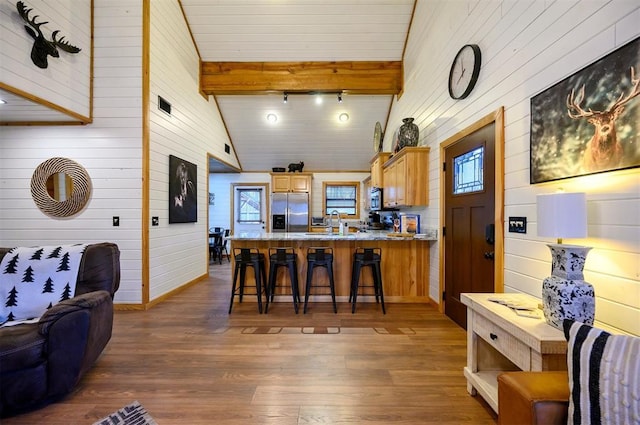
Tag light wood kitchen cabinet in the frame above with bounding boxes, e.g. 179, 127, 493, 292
362, 176, 371, 211
383, 165, 395, 207
382, 147, 429, 207
308, 226, 357, 233
370, 152, 391, 188
271, 173, 312, 193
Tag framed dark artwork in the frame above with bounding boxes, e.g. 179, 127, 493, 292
169, 155, 197, 223
530, 36, 640, 184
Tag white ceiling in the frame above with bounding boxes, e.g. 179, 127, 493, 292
216, 93, 392, 172
184, 0, 414, 62
2, 0, 416, 173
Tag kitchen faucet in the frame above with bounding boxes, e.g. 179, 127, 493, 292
328, 210, 342, 233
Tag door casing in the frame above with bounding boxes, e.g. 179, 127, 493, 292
438, 108, 505, 313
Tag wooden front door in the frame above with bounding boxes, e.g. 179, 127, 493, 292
444, 122, 496, 329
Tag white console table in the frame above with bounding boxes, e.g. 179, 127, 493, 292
461, 293, 567, 412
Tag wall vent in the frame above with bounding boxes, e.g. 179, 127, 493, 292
224, 144, 230, 154
158, 96, 171, 115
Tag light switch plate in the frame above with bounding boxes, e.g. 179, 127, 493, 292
508, 216, 526, 233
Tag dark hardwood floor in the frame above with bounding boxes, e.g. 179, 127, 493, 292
4, 261, 497, 424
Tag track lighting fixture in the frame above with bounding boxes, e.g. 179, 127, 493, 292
283, 92, 288, 103
337, 93, 343, 103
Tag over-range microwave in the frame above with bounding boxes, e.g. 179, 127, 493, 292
370, 187, 383, 211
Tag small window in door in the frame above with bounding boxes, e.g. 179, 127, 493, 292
237, 189, 262, 223
453, 146, 484, 194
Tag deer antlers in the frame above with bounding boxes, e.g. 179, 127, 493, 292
566, 85, 595, 118
16, 1, 46, 36
609, 66, 640, 111
16, 1, 81, 69
567, 66, 640, 118
51, 30, 81, 54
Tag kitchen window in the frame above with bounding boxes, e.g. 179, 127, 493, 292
323, 182, 359, 218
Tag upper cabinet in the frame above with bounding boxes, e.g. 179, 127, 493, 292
370, 153, 391, 188
382, 147, 430, 207
271, 173, 312, 193
362, 176, 372, 211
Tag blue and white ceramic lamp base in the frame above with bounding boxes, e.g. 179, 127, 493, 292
542, 244, 595, 330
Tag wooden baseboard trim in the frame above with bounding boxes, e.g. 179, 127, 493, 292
114, 272, 208, 311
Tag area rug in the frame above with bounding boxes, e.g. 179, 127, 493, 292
239, 326, 417, 335
93, 401, 157, 425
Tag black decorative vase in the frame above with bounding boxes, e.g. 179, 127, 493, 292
398, 117, 419, 149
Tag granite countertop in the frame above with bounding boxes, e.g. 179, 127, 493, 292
229, 229, 438, 241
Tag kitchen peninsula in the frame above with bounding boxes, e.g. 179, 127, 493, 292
229, 231, 437, 303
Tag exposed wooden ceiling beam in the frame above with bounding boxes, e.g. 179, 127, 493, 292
200, 61, 403, 95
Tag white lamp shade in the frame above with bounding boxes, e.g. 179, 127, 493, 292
537, 192, 587, 239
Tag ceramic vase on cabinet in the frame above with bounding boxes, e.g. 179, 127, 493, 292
398, 117, 419, 149
542, 244, 594, 330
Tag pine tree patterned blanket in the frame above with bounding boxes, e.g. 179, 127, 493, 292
0, 244, 89, 326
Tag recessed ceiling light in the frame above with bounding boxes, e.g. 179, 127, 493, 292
266, 113, 278, 123
315, 95, 323, 105
338, 113, 349, 122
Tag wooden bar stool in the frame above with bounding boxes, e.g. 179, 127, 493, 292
265, 247, 300, 313
229, 248, 267, 314
350, 247, 385, 314
304, 247, 337, 314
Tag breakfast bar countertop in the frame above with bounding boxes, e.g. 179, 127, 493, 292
228, 229, 436, 302
228, 229, 438, 241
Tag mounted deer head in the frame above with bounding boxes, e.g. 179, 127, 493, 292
16, 1, 81, 69
566, 66, 639, 172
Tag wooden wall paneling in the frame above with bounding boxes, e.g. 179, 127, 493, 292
147, 0, 242, 302
394, 0, 639, 335
0, 0, 145, 304
0, 0, 92, 123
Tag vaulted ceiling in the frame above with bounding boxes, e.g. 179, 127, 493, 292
184, 0, 415, 173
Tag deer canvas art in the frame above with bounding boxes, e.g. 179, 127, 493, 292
530, 36, 640, 184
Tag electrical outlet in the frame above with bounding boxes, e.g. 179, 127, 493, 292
112, 216, 120, 227
152, 217, 159, 226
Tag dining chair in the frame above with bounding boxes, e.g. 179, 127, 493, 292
213, 229, 230, 264
209, 227, 224, 262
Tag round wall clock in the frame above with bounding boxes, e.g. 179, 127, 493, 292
448, 44, 482, 100
373, 121, 383, 152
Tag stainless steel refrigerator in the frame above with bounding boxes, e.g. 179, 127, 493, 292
271, 192, 309, 233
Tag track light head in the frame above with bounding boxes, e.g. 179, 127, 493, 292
283, 92, 288, 103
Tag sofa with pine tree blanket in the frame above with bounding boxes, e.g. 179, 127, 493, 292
0, 242, 120, 417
